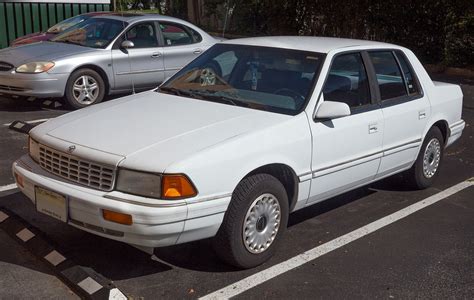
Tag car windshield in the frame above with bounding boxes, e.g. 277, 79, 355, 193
159, 44, 325, 115
47, 15, 89, 33
51, 18, 127, 49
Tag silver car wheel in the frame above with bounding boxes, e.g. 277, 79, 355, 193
242, 193, 281, 254
72, 75, 99, 105
423, 138, 441, 178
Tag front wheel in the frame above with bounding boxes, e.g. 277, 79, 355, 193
213, 174, 289, 269
65, 68, 105, 109
406, 126, 444, 189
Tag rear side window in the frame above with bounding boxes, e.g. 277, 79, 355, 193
395, 51, 421, 96
323, 52, 371, 108
369, 51, 407, 100
159, 22, 202, 46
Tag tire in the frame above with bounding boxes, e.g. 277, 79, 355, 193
213, 174, 289, 269
64, 68, 105, 109
406, 126, 444, 189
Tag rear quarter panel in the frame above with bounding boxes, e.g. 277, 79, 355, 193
404, 49, 463, 143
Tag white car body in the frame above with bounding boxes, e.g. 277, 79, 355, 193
13, 37, 465, 250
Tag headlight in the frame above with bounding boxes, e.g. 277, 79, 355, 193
28, 137, 40, 163
116, 169, 162, 198
115, 169, 197, 199
16, 62, 55, 73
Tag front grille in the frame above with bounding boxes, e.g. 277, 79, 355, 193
38, 144, 116, 191
0, 84, 26, 92
0, 62, 13, 71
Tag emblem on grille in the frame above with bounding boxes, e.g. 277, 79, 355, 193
67, 145, 76, 153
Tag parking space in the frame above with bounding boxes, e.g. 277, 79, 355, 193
237, 186, 474, 299
0, 80, 473, 299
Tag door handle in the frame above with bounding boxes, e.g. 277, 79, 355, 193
151, 52, 162, 58
418, 111, 426, 119
193, 48, 203, 54
368, 123, 378, 134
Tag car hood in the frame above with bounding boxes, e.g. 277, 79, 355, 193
0, 41, 93, 66
33, 91, 289, 171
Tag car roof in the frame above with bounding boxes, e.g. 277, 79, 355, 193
221, 36, 400, 54
93, 13, 188, 24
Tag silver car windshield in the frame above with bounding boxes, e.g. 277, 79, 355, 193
159, 44, 325, 115
47, 15, 89, 33
51, 18, 127, 49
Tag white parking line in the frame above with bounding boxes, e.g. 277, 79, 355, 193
3, 118, 50, 126
200, 179, 474, 300
0, 183, 17, 192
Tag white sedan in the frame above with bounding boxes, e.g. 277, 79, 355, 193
13, 37, 465, 268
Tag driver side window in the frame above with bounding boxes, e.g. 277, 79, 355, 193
120, 22, 158, 49
323, 53, 370, 108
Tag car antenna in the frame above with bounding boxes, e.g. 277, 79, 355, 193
119, 4, 136, 94
222, 0, 235, 38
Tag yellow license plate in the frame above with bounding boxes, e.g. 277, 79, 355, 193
35, 186, 67, 222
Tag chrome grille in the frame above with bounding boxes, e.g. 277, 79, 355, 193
0, 62, 13, 71
38, 145, 116, 191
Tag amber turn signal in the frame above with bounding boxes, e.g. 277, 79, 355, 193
162, 175, 197, 199
14, 172, 24, 188
102, 209, 133, 225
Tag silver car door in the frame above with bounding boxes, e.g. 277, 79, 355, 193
111, 21, 164, 90
157, 21, 205, 79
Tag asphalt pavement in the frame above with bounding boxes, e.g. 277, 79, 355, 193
0, 77, 472, 299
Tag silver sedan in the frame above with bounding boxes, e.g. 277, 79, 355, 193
0, 13, 218, 108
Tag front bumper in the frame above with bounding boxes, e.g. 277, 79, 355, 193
0, 71, 68, 98
12, 155, 229, 248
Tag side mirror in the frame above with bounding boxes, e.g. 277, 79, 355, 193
121, 40, 134, 49
314, 101, 351, 120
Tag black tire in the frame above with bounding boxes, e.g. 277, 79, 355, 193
406, 126, 444, 189
213, 174, 289, 269
64, 68, 105, 109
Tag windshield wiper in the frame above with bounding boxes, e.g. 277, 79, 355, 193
52, 39, 82, 46
159, 87, 250, 108
158, 86, 206, 99
188, 89, 251, 108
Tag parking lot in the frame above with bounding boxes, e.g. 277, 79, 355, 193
0, 74, 473, 299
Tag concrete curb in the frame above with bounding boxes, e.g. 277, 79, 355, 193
0, 208, 127, 300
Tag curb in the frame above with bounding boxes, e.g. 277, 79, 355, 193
0, 208, 127, 300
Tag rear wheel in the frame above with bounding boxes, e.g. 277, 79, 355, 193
213, 174, 289, 269
65, 68, 105, 109
406, 126, 444, 189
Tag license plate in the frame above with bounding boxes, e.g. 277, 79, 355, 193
35, 186, 68, 222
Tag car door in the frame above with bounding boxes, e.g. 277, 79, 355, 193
307, 51, 384, 204
111, 21, 165, 90
157, 21, 205, 79
367, 50, 430, 179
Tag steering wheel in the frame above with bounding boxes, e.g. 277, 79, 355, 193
200, 67, 216, 86
274, 88, 305, 106
199, 61, 223, 86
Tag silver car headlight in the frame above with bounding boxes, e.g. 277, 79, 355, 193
16, 62, 55, 73
28, 137, 40, 163
116, 169, 161, 198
